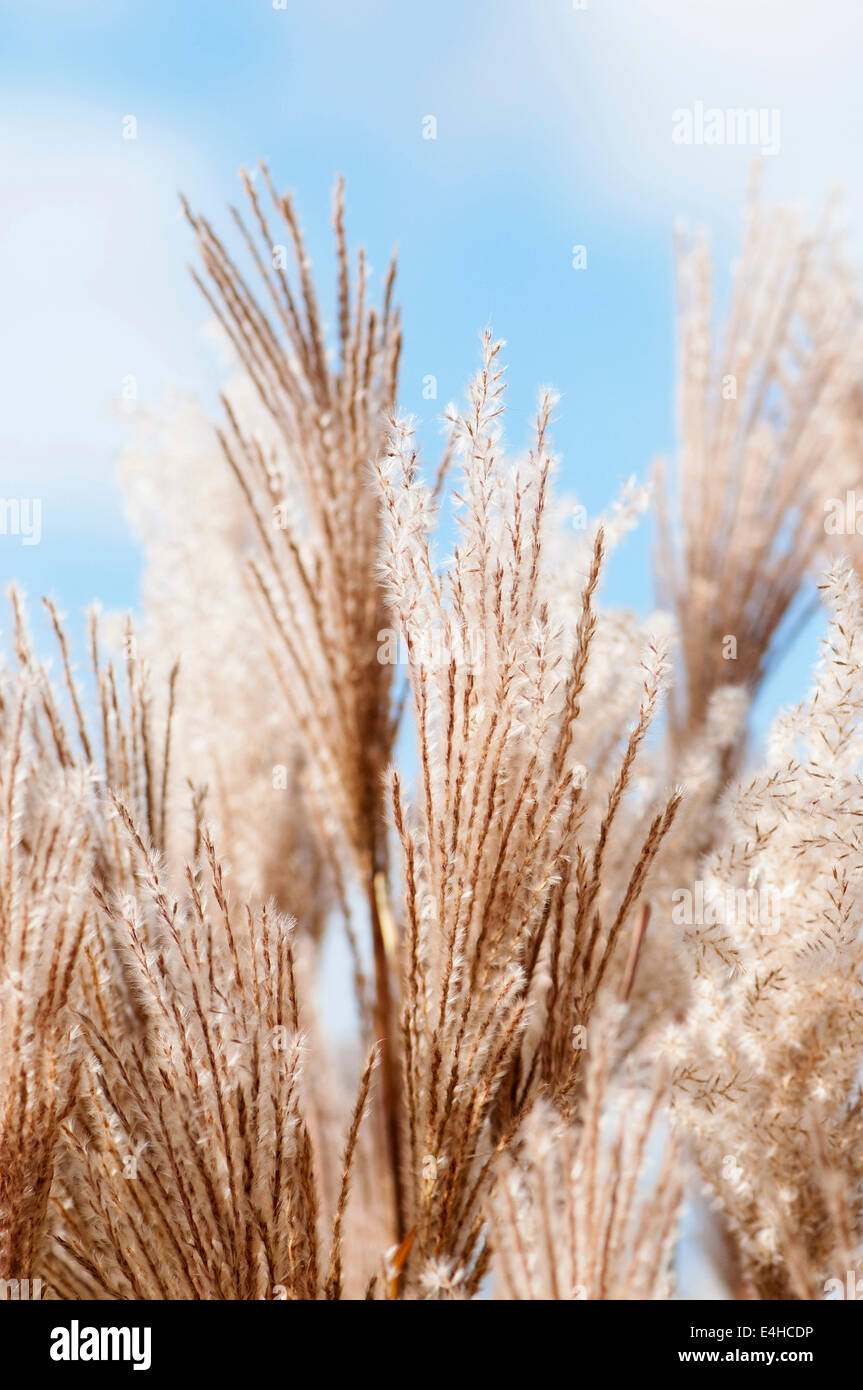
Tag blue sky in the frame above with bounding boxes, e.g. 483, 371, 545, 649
2, 0, 862, 735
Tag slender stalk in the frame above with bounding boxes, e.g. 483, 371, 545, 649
367, 862, 405, 1245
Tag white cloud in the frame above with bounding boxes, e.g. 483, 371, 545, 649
0, 93, 222, 515
482, 0, 863, 237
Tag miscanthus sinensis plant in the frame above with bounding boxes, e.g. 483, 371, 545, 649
668, 561, 863, 1300
2, 168, 863, 1300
